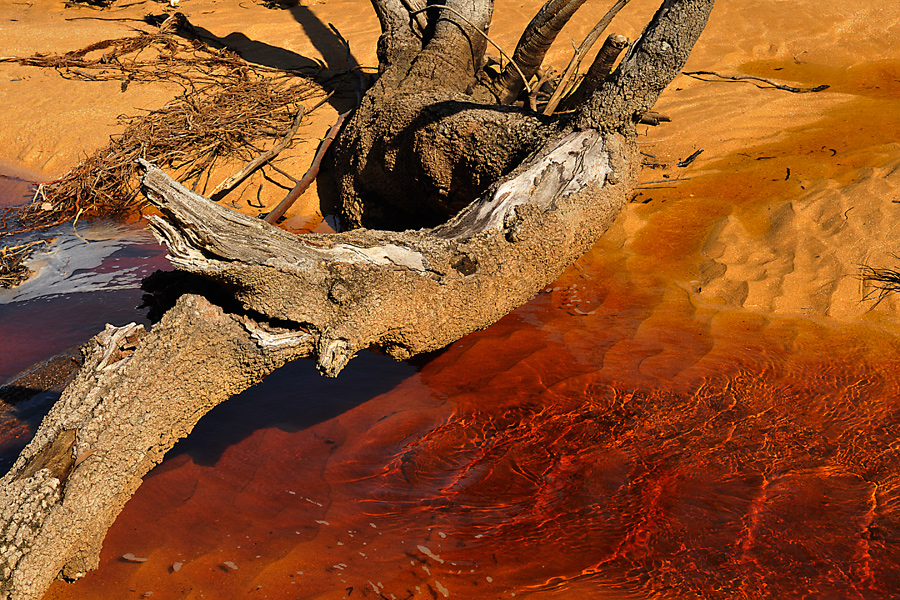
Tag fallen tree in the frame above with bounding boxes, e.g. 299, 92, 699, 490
0, 0, 713, 597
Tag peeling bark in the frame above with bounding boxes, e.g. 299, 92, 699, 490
0, 1, 714, 597
1, 297, 312, 599
142, 126, 632, 375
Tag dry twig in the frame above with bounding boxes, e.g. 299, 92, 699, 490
7, 20, 325, 231
211, 104, 308, 197
860, 261, 900, 306
683, 70, 829, 93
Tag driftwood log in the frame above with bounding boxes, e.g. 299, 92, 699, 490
0, 0, 713, 597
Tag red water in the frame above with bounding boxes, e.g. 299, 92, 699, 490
3, 61, 900, 599
27, 253, 900, 600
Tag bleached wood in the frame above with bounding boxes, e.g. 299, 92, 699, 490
0, 2, 713, 597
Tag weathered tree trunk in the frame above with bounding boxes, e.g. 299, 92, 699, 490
0, 1, 713, 598
0, 300, 313, 598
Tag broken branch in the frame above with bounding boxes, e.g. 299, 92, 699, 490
543, 0, 632, 115
262, 109, 351, 225
683, 70, 830, 93
559, 33, 629, 112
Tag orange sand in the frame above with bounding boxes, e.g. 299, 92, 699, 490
3, 0, 899, 317
3, 0, 900, 598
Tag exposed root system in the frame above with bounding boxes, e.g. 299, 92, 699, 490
20, 75, 322, 229
4, 13, 326, 231
8, 13, 295, 86
0, 240, 48, 288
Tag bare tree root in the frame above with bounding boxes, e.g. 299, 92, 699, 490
4, 13, 266, 86
16, 75, 321, 232
0, 1, 715, 597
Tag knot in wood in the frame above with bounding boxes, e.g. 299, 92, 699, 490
451, 254, 478, 276
328, 282, 353, 305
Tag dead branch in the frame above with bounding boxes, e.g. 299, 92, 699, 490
577, 0, 715, 130
543, 0, 632, 115
263, 110, 350, 224
212, 104, 308, 196
0, 299, 313, 600
528, 67, 556, 111
683, 70, 830, 93
677, 148, 703, 167
409, 6, 532, 94
0, 241, 49, 288
211, 90, 338, 199
638, 110, 671, 125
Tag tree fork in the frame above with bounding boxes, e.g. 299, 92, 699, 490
0, 1, 714, 597
494, 0, 589, 104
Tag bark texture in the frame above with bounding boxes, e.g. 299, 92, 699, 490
328, 0, 714, 229
577, 0, 714, 129
0, 1, 714, 597
143, 129, 633, 375
0, 297, 312, 599
330, 83, 556, 229
328, 0, 566, 230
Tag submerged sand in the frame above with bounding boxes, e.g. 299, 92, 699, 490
4, 1, 900, 598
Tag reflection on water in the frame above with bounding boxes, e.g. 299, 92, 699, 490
29, 253, 900, 600
4, 62, 900, 599
0, 224, 163, 304
0, 224, 168, 383
0, 202, 169, 472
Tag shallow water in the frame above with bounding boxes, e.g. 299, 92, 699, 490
4, 62, 900, 598
25, 246, 900, 600
0, 224, 168, 383
0, 209, 169, 473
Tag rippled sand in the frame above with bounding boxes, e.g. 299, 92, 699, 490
2, 0, 900, 598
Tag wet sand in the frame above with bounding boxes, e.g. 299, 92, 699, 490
2, 0, 900, 598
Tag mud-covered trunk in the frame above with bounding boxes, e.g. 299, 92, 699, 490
327, 0, 555, 230
328, 78, 557, 229
0, 1, 713, 598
